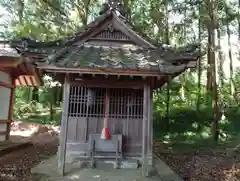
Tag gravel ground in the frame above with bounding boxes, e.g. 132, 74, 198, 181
0, 144, 57, 181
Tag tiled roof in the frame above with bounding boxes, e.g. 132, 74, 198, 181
9, 10, 201, 74
45, 44, 199, 74
0, 41, 20, 58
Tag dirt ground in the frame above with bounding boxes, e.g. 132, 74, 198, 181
0, 121, 59, 181
154, 142, 240, 181
1, 121, 240, 181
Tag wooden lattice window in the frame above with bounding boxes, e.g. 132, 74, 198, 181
68, 86, 143, 119
92, 30, 130, 40
68, 86, 105, 117
109, 88, 143, 119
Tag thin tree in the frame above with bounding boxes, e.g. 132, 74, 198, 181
197, 0, 202, 111
225, 5, 234, 95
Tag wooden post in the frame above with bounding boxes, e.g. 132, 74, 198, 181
142, 84, 149, 177
58, 75, 70, 176
147, 89, 153, 166
6, 79, 15, 140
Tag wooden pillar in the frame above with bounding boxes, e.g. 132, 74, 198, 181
0, 72, 14, 141
142, 84, 150, 176
147, 89, 153, 166
6, 79, 15, 140
58, 75, 70, 176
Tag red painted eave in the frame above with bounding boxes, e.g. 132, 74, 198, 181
15, 75, 40, 87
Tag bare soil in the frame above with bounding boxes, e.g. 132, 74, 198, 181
2, 121, 240, 181
0, 121, 59, 181
154, 142, 240, 181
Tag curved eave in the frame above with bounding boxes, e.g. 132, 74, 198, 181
37, 58, 197, 76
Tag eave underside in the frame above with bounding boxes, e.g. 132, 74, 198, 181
46, 69, 185, 89
0, 59, 42, 87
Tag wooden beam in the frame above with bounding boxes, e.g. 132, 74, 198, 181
0, 81, 14, 89
0, 59, 21, 68
58, 75, 70, 176
71, 79, 148, 89
6, 79, 15, 140
40, 66, 165, 77
0, 67, 11, 73
0, 120, 12, 124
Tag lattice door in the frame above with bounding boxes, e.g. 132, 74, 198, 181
68, 86, 143, 149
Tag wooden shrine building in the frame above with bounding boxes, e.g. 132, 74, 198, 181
0, 41, 42, 141
11, 0, 201, 176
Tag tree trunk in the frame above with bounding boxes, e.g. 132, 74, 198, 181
180, 2, 188, 101
49, 87, 56, 122
76, 0, 91, 26
207, 0, 218, 141
164, 0, 170, 127
197, 1, 202, 112
225, 6, 234, 95
32, 87, 39, 102
217, 28, 224, 87
238, 0, 240, 41
207, 28, 213, 92
15, 0, 24, 24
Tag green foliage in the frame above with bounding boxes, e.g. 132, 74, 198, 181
1, 0, 240, 148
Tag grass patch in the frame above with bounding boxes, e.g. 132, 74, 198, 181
154, 106, 240, 151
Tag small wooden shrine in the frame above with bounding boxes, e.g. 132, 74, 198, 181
11, 0, 201, 176
0, 41, 42, 141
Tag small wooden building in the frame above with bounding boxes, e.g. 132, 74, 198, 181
0, 42, 42, 141
12, 0, 201, 176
